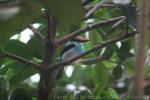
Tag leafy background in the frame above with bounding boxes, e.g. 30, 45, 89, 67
0, 0, 150, 100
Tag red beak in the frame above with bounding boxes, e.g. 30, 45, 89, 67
74, 36, 90, 42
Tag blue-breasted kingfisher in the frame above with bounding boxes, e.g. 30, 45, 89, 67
56, 36, 89, 79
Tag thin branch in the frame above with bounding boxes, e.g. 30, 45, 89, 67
79, 53, 118, 64
112, 17, 126, 28
3, 51, 41, 71
28, 24, 45, 41
50, 31, 137, 72
85, 0, 112, 19
79, 56, 105, 63
84, 3, 113, 10
57, 16, 125, 45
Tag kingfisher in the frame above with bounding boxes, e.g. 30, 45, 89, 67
56, 36, 89, 79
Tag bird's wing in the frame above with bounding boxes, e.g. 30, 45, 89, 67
60, 44, 76, 57
57, 44, 75, 79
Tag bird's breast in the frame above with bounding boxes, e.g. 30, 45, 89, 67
61, 47, 79, 61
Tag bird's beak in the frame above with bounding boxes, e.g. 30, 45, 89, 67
80, 38, 90, 42
77, 37, 90, 42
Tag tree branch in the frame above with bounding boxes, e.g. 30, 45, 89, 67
85, 0, 112, 19
3, 51, 41, 71
57, 16, 125, 45
79, 56, 105, 63
37, 12, 57, 100
84, 3, 114, 11
28, 24, 45, 42
50, 31, 137, 72
134, 0, 149, 99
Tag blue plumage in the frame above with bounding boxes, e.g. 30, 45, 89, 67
61, 41, 85, 61
56, 36, 89, 79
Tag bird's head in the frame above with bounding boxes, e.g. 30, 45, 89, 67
71, 36, 89, 42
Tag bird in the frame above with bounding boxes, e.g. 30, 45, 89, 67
56, 36, 89, 79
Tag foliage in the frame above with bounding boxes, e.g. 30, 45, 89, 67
0, 0, 149, 100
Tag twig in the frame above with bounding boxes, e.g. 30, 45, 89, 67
79, 56, 105, 63
50, 31, 137, 72
79, 54, 118, 64
85, 0, 112, 19
28, 24, 45, 41
84, 4, 114, 10
3, 51, 41, 71
57, 16, 125, 45
134, 0, 149, 99
112, 17, 126, 28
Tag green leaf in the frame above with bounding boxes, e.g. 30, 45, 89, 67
78, 90, 92, 100
0, 62, 38, 87
89, 30, 102, 56
112, 64, 123, 79
92, 63, 108, 95
0, 50, 4, 67
0, 1, 42, 47
101, 88, 119, 99
27, 36, 42, 59
10, 88, 32, 100
3, 40, 32, 59
82, 40, 96, 65
5, 69, 13, 81
102, 44, 117, 59
9, 66, 37, 87
107, 88, 119, 99
0, 76, 8, 100
0, 62, 21, 75
120, 41, 131, 51
82, 42, 96, 59
41, 0, 85, 26
71, 64, 93, 86
64, 92, 75, 100
117, 40, 134, 62
123, 58, 134, 75
32, 57, 42, 64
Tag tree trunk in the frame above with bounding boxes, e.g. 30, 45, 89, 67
37, 12, 57, 100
